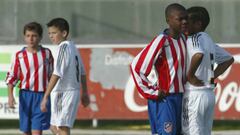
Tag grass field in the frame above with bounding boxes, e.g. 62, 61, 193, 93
1, 120, 239, 131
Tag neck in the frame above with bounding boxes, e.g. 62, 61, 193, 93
27, 45, 40, 53
166, 29, 180, 39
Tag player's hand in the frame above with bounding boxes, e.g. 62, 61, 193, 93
8, 95, 16, 109
81, 92, 90, 107
157, 90, 167, 101
40, 97, 48, 112
188, 75, 204, 86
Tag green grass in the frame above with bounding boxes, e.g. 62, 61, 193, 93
0, 72, 7, 80
0, 120, 239, 130
213, 120, 240, 130
0, 53, 11, 64
73, 120, 150, 130
73, 120, 240, 130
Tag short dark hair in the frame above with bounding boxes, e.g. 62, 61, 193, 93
187, 6, 210, 31
23, 22, 43, 37
165, 3, 186, 18
47, 18, 69, 36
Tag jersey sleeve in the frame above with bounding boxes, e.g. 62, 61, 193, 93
214, 44, 233, 64
53, 43, 70, 78
78, 53, 86, 76
130, 35, 166, 100
5, 52, 20, 86
190, 33, 204, 54
48, 48, 54, 78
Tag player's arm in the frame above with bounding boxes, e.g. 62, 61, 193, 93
187, 53, 204, 86
7, 84, 16, 108
41, 74, 60, 112
81, 74, 90, 107
187, 33, 206, 86
6, 53, 20, 109
214, 57, 234, 79
41, 44, 68, 112
214, 45, 234, 79
130, 36, 164, 100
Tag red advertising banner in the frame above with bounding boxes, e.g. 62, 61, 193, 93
76, 45, 240, 120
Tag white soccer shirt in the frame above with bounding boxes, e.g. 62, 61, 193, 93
130, 32, 187, 100
6, 46, 53, 92
52, 40, 86, 92
185, 32, 233, 90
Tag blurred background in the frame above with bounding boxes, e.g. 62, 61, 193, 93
0, 0, 240, 44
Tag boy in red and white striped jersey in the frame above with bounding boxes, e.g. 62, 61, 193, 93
130, 3, 187, 135
6, 22, 53, 135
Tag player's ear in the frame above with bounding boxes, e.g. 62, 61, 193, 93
197, 21, 202, 28
166, 17, 169, 24
62, 30, 68, 38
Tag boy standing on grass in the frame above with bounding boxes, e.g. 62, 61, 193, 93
6, 22, 53, 135
40, 18, 90, 135
182, 6, 234, 135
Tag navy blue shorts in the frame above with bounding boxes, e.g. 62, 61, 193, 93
148, 93, 183, 135
19, 89, 51, 132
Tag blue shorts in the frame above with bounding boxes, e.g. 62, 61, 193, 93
148, 93, 183, 135
19, 89, 51, 132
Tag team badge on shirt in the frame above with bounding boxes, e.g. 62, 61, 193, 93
164, 122, 173, 133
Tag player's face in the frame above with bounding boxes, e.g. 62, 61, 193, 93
187, 16, 201, 35
167, 10, 188, 34
48, 26, 67, 45
24, 30, 41, 48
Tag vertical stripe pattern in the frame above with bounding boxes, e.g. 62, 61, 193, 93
5, 47, 53, 92
130, 34, 187, 100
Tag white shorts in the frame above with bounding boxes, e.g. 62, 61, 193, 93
182, 89, 215, 135
50, 90, 80, 128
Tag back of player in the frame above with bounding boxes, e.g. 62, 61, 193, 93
52, 40, 85, 92
40, 18, 90, 135
185, 32, 216, 90
182, 7, 234, 135
51, 40, 86, 128
183, 32, 216, 135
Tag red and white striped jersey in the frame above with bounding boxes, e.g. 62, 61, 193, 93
130, 32, 187, 100
6, 46, 53, 92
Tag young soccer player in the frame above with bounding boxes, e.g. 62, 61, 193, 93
130, 3, 187, 135
6, 22, 53, 135
40, 18, 90, 135
182, 6, 234, 135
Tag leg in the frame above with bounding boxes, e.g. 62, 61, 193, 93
23, 132, 31, 135
156, 94, 183, 135
50, 125, 59, 135
58, 126, 70, 135
31, 93, 51, 133
19, 90, 31, 134
148, 99, 158, 134
204, 91, 215, 135
156, 99, 175, 135
31, 130, 42, 135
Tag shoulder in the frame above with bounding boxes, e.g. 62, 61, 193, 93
15, 47, 26, 56
195, 32, 213, 41
59, 41, 70, 46
153, 33, 167, 44
58, 41, 71, 51
189, 32, 211, 43
41, 46, 52, 52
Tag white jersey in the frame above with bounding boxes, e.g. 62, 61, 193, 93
185, 32, 232, 90
52, 40, 86, 91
